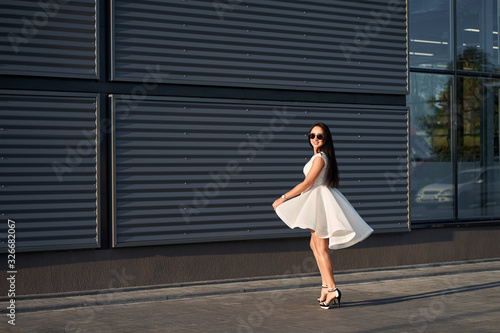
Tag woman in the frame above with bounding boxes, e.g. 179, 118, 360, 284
272, 122, 373, 309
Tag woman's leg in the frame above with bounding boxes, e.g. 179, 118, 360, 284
310, 231, 328, 301
311, 232, 341, 307
311, 232, 335, 289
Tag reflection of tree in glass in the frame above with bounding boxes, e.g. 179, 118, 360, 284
457, 48, 496, 162
418, 76, 451, 162
456, 46, 490, 72
422, 47, 496, 162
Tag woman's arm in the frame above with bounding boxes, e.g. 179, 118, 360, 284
272, 155, 325, 210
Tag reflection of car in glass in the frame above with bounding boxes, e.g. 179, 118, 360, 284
415, 167, 500, 208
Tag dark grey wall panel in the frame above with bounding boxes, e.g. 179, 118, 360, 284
0, 0, 97, 79
112, 0, 407, 94
112, 96, 408, 247
0, 91, 100, 252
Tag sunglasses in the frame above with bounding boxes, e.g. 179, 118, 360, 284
308, 133, 324, 140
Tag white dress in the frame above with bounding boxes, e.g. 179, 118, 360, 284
276, 152, 373, 250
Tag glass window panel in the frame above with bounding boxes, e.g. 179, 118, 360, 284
457, 77, 500, 218
457, 0, 500, 73
408, 72, 454, 221
409, 0, 452, 69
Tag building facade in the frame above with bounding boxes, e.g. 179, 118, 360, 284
0, 0, 499, 295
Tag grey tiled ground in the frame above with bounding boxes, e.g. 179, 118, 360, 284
1, 259, 500, 332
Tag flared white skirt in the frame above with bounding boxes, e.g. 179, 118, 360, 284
276, 185, 373, 250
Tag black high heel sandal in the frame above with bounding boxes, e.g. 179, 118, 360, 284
320, 287, 341, 309
317, 285, 328, 303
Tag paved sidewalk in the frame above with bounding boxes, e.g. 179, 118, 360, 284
1, 259, 500, 332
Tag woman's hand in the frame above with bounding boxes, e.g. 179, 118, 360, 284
272, 197, 286, 210
273, 156, 324, 210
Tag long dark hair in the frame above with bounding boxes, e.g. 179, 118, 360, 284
308, 122, 339, 188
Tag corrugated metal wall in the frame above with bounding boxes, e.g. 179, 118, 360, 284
112, 96, 408, 247
112, 0, 407, 94
0, 91, 100, 252
0, 0, 97, 79
0, 0, 409, 253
